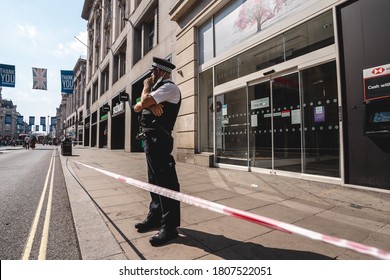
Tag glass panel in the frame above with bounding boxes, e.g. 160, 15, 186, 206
284, 10, 334, 61
248, 82, 272, 169
199, 69, 214, 152
216, 88, 248, 166
301, 61, 340, 177
199, 20, 213, 65
272, 73, 302, 172
214, 0, 249, 57
215, 35, 284, 86
214, 10, 334, 86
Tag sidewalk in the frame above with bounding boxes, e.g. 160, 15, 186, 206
59, 146, 390, 260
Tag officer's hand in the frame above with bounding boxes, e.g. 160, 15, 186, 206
149, 104, 164, 116
143, 77, 153, 88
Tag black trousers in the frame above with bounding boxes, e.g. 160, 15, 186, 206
143, 131, 180, 229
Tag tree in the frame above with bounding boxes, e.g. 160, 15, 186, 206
235, 0, 289, 32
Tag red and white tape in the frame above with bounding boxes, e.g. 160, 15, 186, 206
75, 161, 390, 260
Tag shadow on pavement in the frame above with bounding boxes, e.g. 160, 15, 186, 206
178, 228, 333, 260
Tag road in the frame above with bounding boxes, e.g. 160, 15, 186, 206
0, 145, 80, 260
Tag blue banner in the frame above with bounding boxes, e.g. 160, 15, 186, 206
0, 64, 16, 87
29, 116, 35, 126
51, 117, 57, 125
40, 116, 46, 126
5, 114, 12, 124
17, 115, 24, 125
61, 70, 74, 94
35, 125, 39, 131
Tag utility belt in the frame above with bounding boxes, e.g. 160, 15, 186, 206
136, 121, 173, 141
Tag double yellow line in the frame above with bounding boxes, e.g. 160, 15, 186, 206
22, 149, 56, 260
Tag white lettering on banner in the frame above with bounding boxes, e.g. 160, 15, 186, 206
61, 75, 73, 89
1, 73, 15, 83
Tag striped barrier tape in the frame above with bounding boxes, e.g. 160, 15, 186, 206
74, 161, 390, 260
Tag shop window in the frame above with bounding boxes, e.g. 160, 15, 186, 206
215, 87, 248, 166
214, 10, 334, 86
199, 21, 213, 65
199, 0, 324, 65
199, 68, 214, 152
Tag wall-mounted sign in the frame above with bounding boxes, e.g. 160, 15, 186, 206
363, 63, 390, 102
119, 92, 129, 102
251, 97, 269, 110
102, 104, 110, 112
113, 102, 124, 115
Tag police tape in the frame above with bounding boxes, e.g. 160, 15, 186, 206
74, 161, 390, 260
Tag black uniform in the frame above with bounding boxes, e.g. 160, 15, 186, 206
139, 80, 181, 230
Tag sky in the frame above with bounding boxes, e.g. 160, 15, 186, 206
0, 0, 87, 130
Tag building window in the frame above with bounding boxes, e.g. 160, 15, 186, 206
92, 81, 98, 104
199, 21, 213, 65
113, 42, 126, 84
133, 7, 157, 64
214, 10, 334, 86
100, 64, 110, 95
118, 0, 127, 34
86, 89, 91, 110
199, 0, 325, 65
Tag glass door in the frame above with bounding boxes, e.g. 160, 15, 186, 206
248, 73, 301, 172
248, 81, 272, 169
272, 73, 301, 172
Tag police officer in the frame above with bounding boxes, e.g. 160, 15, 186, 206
133, 57, 181, 246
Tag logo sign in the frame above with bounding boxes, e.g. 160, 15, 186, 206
119, 92, 129, 102
113, 103, 124, 115
102, 104, 110, 112
363, 63, 390, 102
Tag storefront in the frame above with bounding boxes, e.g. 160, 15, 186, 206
196, 4, 341, 183
183, 0, 390, 190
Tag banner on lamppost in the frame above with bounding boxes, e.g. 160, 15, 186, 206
29, 116, 35, 126
40, 116, 46, 126
0, 63, 16, 87
17, 115, 24, 125
5, 114, 12, 124
61, 70, 74, 94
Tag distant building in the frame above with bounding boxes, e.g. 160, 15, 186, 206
0, 87, 20, 140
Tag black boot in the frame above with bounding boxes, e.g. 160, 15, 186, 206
149, 228, 178, 246
135, 219, 161, 233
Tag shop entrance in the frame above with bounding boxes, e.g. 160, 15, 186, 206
249, 73, 301, 172
215, 62, 340, 177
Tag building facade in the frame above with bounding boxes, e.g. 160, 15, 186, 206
0, 87, 21, 141
74, 0, 390, 191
